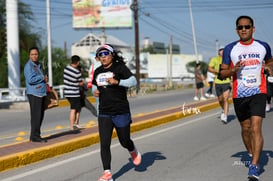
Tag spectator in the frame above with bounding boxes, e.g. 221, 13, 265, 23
193, 62, 206, 101
63, 55, 85, 130
78, 65, 97, 117
24, 47, 48, 143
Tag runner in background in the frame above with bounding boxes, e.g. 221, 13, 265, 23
208, 47, 231, 123
265, 70, 273, 112
205, 71, 215, 98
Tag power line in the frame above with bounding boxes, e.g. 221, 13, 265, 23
17, 0, 273, 57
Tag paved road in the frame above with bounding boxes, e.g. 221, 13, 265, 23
0, 88, 195, 146
1, 106, 273, 181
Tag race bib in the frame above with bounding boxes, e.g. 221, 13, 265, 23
96, 72, 113, 86
242, 73, 261, 87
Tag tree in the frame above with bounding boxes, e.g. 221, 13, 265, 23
39, 47, 71, 86
0, 0, 41, 88
39, 47, 90, 86
141, 45, 155, 54
0, 1, 86, 88
17, 1, 42, 50
0, 0, 8, 87
186, 61, 208, 76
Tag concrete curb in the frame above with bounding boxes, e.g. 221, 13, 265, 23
57, 97, 96, 108
0, 99, 231, 172
1, 96, 96, 110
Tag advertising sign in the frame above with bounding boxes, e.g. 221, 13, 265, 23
72, 0, 133, 28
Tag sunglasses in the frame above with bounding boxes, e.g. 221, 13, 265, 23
98, 51, 111, 57
237, 25, 252, 30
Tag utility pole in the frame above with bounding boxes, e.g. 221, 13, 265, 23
215, 39, 219, 55
64, 41, 67, 60
188, 0, 198, 63
6, 0, 20, 99
169, 35, 173, 88
131, 0, 140, 93
46, 0, 53, 87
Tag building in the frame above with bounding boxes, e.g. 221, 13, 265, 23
141, 37, 180, 54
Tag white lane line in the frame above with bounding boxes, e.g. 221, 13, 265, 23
0, 111, 219, 181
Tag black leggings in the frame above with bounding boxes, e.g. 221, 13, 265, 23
267, 82, 273, 104
98, 116, 135, 170
27, 95, 45, 139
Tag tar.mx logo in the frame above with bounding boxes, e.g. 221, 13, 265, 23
181, 103, 201, 115
232, 160, 251, 166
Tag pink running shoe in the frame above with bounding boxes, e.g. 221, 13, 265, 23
98, 170, 113, 181
130, 148, 142, 166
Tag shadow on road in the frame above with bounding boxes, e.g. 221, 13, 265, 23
226, 114, 236, 124
216, 113, 236, 124
231, 150, 273, 176
113, 151, 166, 180
45, 129, 81, 140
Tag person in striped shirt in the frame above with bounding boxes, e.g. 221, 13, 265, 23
64, 55, 85, 130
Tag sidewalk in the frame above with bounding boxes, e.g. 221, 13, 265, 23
0, 97, 225, 172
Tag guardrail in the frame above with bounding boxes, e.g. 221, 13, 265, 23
1, 80, 195, 103
0, 85, 65, 103
0, 88, 27, 102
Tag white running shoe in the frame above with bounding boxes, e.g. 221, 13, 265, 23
205, 93, 210, 97
221, 113, 227, 124
200, 96, 207, 101
193, 96, 199, 101
209, 94, 215, 98
266, 103, 271, 112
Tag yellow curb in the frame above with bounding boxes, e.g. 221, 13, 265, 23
0, 132, 100, 172
18, 132, 26, 136
0, 99, 232, 173
55, 125, 63, 130
86, 121, 96, 128
57, 96, 96, 108
15, 137, 24, 141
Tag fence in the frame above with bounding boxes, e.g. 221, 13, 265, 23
0, 79, 194, 103
0, 85, 65, 103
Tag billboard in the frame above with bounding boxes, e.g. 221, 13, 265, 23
72, 0, 133, 28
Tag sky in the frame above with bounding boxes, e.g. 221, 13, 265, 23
20, 0, 273, 62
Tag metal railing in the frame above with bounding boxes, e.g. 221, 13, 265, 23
0, 79, 194, 103
0, 85, 65, 103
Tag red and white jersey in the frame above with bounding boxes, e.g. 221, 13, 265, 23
222, 39, 272, 98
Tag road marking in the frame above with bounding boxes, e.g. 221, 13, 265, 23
0, 124, 96, 145
15, 137, 24, 141
0, 111, 219, 181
